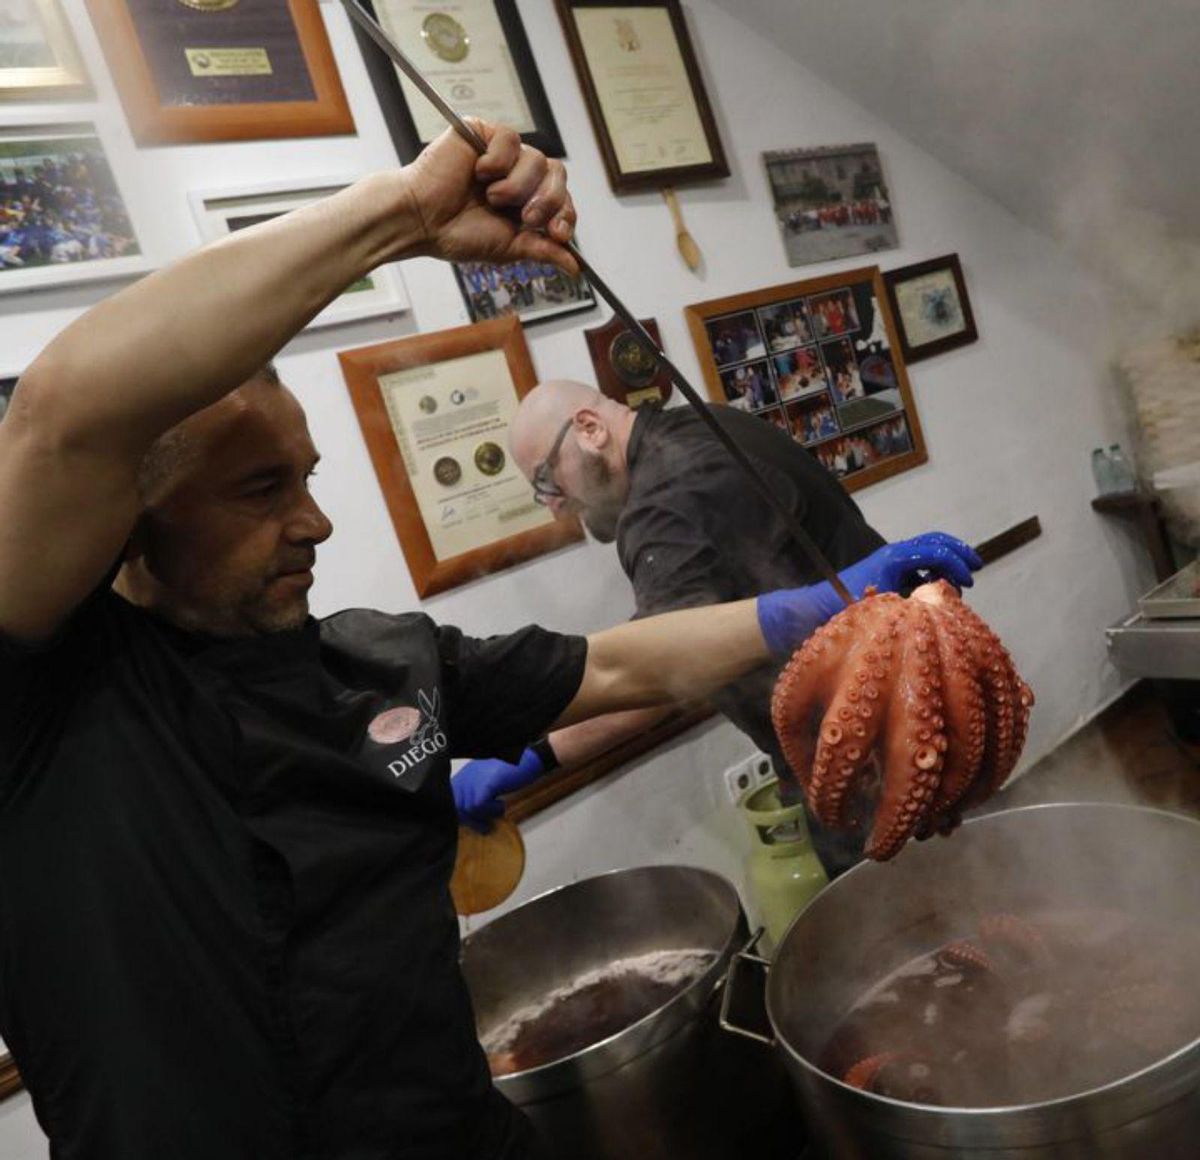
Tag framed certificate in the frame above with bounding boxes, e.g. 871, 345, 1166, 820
685, 266, 928, 493
84, 0, 354, 144
189, 177, 410, 329
0, 0, 91, 100
339, 317, 584, 597
350, 0, 563, 163
554, 0, 728, 193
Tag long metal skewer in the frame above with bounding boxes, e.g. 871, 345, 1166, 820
341, 0, 853, 605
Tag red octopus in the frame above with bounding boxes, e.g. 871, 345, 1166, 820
771, 581, 1034, 860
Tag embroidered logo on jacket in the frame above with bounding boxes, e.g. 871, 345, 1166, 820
367, 689, 448, 778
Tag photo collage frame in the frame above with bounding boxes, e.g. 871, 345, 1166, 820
685, 266, 927, 490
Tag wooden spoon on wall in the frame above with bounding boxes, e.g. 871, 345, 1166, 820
662, 187, 702, 271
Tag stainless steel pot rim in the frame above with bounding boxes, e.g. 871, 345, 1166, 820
786, 1025, 1200, 1120
771, 800, 1200, 956
463, 862, 740, 936
771, 802, 1200, 1119
469, 864, 743, 1090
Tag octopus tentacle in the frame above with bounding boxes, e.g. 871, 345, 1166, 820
922, 606, 988, 828
772, 596, 888, 809
809, 611, 903, 830
843, 1051, 903, 1091
868, 601, 947, 859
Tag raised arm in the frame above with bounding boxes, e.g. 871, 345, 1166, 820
0, 122, 575, 643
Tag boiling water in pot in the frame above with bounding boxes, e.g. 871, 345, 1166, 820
482, 948, 716, 1076
819, 907, 1200, 1106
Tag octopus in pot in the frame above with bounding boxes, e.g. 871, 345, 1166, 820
771, 581, 1034, 860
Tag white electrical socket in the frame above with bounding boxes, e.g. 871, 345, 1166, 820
722, 751, 775, 805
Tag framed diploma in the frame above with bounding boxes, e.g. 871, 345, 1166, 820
83, 0, 354, 144
189, 177, 410, 329
350, 0, 564, 163
0, 0, 91, 100
684, 266, 928, 493
554, 0, 728, 193
339, 317, 584, 597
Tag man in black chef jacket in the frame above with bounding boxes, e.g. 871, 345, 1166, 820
0, 121, 931, 1160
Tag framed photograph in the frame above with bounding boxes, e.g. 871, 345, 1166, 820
554, 0, 729, 193
453, 254, 593, 326
339, 317, 584, 597
189, 178, 410, 329
764, 143, 897, 267
0, 373, 15, 423
0, 122, 148, 294
84, 0, 354, 145
684, 265, 927, 491
350, 0, 563, 163
0, 1041, 19, 1101
0, 0, 90, 100
583, 315, 673, 409
883, 252, 978, 363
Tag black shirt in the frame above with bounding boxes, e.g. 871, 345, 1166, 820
617, 404, 884, 867
0, 589, 585, 1159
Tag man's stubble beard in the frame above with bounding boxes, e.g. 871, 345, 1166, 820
577, 455, 623, 544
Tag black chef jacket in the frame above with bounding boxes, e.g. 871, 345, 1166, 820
617, 403, 885, 871
0, 586, 585, 1159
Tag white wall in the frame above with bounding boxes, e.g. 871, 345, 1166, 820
0, 1, 1151, 1152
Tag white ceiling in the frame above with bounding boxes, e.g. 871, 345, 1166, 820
714, 0, 1200, 270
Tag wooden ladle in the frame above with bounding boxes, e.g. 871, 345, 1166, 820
662, 187, 702, 271
450, 818, 526, 916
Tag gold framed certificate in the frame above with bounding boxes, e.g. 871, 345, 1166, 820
84, 0, 354, 144
555, 0, 728, 193
351, 0, 564, 162
339, 318, 583, 597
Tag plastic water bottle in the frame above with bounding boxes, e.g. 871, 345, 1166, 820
1092, 448, 1117, 496
1107, 444, 1137, 493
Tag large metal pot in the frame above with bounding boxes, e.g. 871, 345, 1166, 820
727, 803, 1200, 1158
461, 865, 797, 1160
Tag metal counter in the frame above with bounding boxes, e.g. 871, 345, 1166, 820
1106, 610, 1200, 680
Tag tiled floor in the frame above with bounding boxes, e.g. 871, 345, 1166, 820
984, 681, 1200, 817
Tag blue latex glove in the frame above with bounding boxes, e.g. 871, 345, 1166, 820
452, 746, 546, 832
757, 532, 983, 655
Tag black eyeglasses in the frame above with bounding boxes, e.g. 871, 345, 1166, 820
531, 417, 575, 505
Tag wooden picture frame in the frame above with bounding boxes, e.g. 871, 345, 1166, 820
0, 120, 151, 294
883, 252, 979, 363
339, 317, 584, 597
350, 0, 564, 163
188, 177, 410, 330
554, 0, 729, 193
0, 0, 91, 100
685, 266, 928, 492
0, 1048, 20, 1102
84, 0, 354, 145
